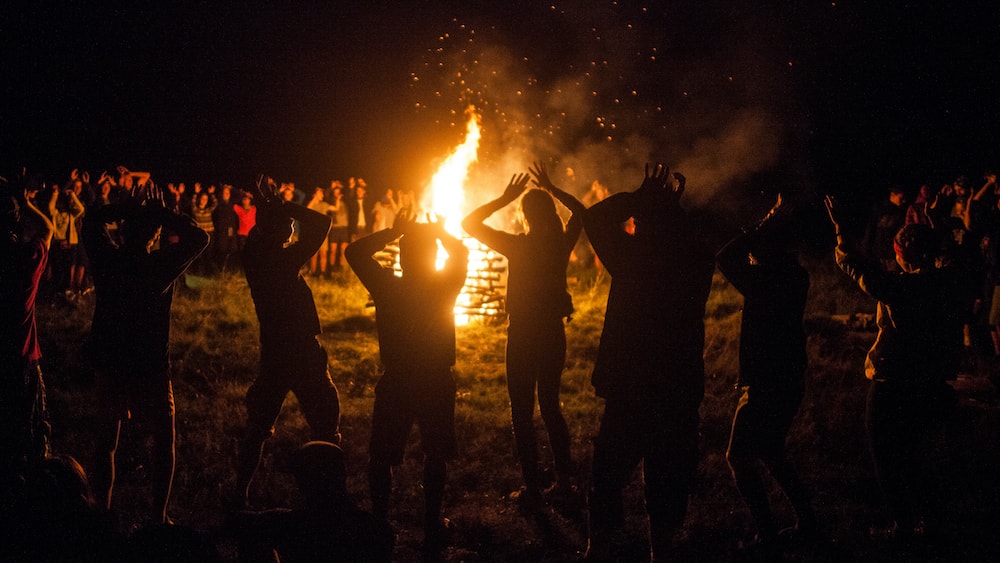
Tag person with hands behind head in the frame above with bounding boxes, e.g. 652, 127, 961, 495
583, 162, 716, 562
826, 194, 968, 545
235, 174, 342, 508
717, 194, 817, 554
461, 161, 585, 511
346, 209, 468, 554
82, 178, 210, 525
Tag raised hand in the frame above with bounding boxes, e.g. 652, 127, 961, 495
529, 161, 554, 190
251, 174, 280, 207
145, 180, 165, 208
502, 173, 531, 201
82, 171, 91, 184
639, 162, 670, 193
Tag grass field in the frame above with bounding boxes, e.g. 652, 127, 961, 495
36, 254, 1000, 562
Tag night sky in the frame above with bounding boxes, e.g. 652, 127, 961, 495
3, 1, 999, 213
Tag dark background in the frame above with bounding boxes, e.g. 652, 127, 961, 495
3, 1, 998, 212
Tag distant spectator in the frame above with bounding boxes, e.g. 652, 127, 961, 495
212, 185, 240, 273
306, 187, 333, 277
235, 192, 257, 253
862, 186, 907, 272
327, 182, 350, 271
905, 184, 935, 227
347, 178, 374, 241
47, 184, 86, 298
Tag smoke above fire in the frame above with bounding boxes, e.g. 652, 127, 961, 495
408, 2, 809, 218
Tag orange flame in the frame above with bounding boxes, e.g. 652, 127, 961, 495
424, 106, 481, 234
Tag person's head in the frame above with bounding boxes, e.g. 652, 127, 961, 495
241, 192, 253, 208
24, 454, 96, 513
196, 192, 209, 208
311, 187, 324, 201
519, 189, 562, 236
289, 441, 348, 501
119, 207, 163, 254
893, 223, 937, 272
221, 185, 231, 200
888, 186, 905, 206
953, 176, 969, 196
398, 223, 439, 277
356, 185, 367, 199
256, 206, 293, 245
915, 184, 932, 203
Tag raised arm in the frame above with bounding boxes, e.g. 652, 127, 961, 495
345, 222, 401, 289
19, 189, 54, 248
461, 173, 529, 251
717, 195, 786, 292
143, 182, 209, 289
284, 202, 333, 264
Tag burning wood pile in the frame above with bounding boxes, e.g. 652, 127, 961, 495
371, 236, 509, 325
454, 237, 508, 325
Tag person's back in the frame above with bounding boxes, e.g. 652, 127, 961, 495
244, 233, 323, 346
86, 202, 208, 373
588, 197, 714, 398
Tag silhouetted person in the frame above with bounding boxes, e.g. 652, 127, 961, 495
346, 212, 468, 553
83, 181, 209, 524
236, 176, 342, 506
716, 195, 816, 552
461, 162, 584, 509
1, 180, 53, 485
583, 164, 716, 561
827, 196, 967, 544
862, 186, 907, 272
223, 441, 393, 563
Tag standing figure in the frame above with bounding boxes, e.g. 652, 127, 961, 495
826, 196, 967, 543
862, 186, 907, 272
461, 162, 584, 509
236, 177, 342, 506
327, 181, 350, 271
82, 181, 209, 523
716, 195, 816, 551
346, 212, 468, 553
583, 164, 716, 561
1, 180, 54, 483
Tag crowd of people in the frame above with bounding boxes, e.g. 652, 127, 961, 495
13, 167, 421, 304
1, 160, 994, 562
